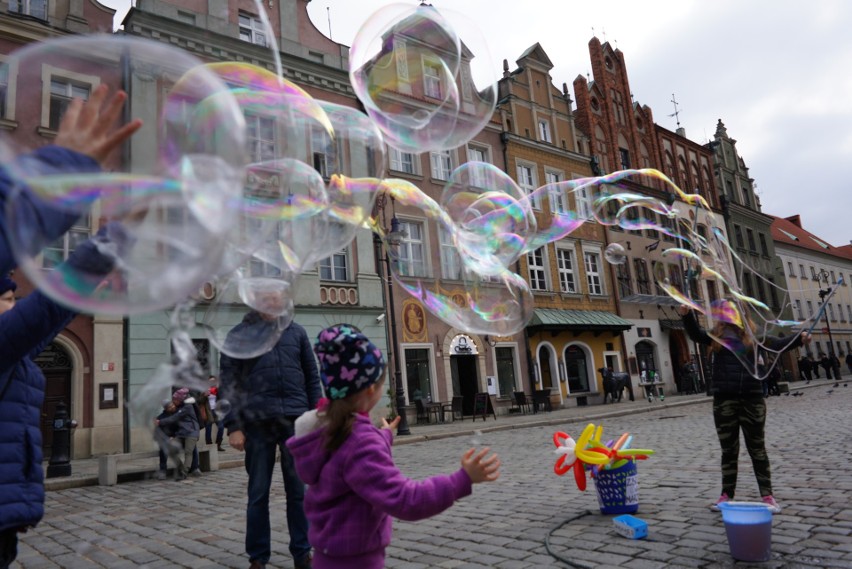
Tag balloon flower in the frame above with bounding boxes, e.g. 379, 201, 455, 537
552, 423, 654, 491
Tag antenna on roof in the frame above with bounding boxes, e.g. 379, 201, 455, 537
669, 93, 682, 128
591, 26, 595, 37
327, 6, 332, 40
602, 28, 607, 42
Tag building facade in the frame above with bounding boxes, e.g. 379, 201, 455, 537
498, 43, 631, 408
0, 0, 125, 458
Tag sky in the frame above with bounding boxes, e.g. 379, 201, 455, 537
103, 0, 851, 247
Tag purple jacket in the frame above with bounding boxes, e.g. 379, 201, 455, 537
286, 412, 472, 569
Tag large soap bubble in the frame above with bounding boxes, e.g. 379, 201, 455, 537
2, 35, 245, 315
349, 3, 497, 153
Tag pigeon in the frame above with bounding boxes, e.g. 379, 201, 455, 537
827, 390, 834, 395
834, 383, 839, 388
845, 383, 848, 387
792, 391, 804, 397
784, 392, 791, 396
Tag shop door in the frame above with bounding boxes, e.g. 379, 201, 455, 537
34, 344, 73, 456
451, 355, 479, 415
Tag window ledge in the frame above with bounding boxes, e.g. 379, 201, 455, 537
37, 126, 58, 140
0, 118, 17, 132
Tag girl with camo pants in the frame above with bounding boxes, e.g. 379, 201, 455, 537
678, 300, 811, 513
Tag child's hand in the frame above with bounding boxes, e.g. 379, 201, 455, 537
381, 416, 401, 431
461, 447, 500, 484
54, 84, 143, 165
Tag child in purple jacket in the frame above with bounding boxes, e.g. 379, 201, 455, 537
287, 325, 500, 569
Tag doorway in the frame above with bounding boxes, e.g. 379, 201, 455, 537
451, 355, 479, 415
34, 343, 73, 456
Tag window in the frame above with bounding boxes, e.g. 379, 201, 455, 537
439, 225, 461, 280
706, 279, 718, 305
318, 249, 348, 282
840, 305, 847, 323
239, 13, 267, 46
527, 247, 547, 291
423, 60, 442, 99
668, 263, 683, 293
516, 163, 540, 209
574, 184, 592, 219
556, 248, 576, 293
848, 305, 852, 322
810, 266, 817, 280
9, 0, 46, 19
828, 303, 836, 322
619, 147, 630, 170
467, 145, 488, 164
430, 150, 452, 181
616, 260, 632, 297
246, 113, 276, 162
546, 171, 566, 214
311, 127, 330, 179
788, 262, 795, 277
389, 147, 416, 175
831, 270, 837, 284
806, 300, 814, 317
733, 225, 744, 249
758, 233, 769, 256
799, 264, 806, 278
49, 79, 90, 130
176, 10, 195, 24
795, 299, 803, 320
43, 216, 90, 269
741, 183, 751, 207
495, 346, 517, 397
746, 228, 757, 252
0, 63, 7, 119
634, 258, 650, 295
584, 251, 603, 295
397, 221, 427, 277
405, 348, 433, 402
538, 119, 551, 143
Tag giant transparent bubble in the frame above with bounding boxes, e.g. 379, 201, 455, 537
349, 3, 497, 153
2, 35, 245, 315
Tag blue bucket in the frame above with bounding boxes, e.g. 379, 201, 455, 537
593, 460, 638, 514
718, 502, 773, 562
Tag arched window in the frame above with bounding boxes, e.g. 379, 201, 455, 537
537, 345, 554, 389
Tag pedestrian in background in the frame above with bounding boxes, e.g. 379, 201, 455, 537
846, 352, 852, 375
798, 354, 812, 382
679, 301, 810, 513
220, 316, 321, 569
205, 375, 225, 451
820, 353, 833, 380
156, 388, 199, 481
287, 325, 500, 569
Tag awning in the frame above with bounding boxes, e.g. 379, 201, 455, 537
620, 294, 680, 306
527, 308, 634, 332
660, 319, 685, 331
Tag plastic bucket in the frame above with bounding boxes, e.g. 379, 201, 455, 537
718, 502, 773, 562
593, 460, 638, 514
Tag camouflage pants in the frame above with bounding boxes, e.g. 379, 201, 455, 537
713, 396, 772, 498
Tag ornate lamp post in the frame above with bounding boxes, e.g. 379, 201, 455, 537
374, 195, 411, 436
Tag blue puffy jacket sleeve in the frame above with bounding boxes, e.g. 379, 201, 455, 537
0, 145, 99, 275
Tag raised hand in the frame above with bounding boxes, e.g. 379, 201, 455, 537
54, 84, 143, 165
381, 416, 401, 431
461, 447, 500, 484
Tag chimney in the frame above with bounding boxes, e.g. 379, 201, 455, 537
785, 215, 802, 228
676, 127, 686, 137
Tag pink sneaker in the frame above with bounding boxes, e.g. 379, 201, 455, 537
710, 492, 730, 511
762, 495, 781, 513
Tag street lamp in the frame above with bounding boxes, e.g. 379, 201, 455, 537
817, 269, 836, 358
373, 195, 411, 436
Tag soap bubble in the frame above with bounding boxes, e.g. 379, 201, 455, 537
349, 3, 497, 153
604, 243, 627, 265
2, 35, 245, 315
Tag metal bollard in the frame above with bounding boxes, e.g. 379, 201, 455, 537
46, 401, 77, 478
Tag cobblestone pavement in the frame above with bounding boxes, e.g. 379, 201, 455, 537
17, 381, 852, 569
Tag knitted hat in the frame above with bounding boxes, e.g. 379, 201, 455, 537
172, 387, 190, 403
0, 275, 17, 296
314, 324, 385, 400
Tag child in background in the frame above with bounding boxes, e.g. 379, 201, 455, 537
287, 325, 500, 569
154, 400, 180, 480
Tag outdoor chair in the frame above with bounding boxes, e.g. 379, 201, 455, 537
442, 396, 464, 422
511, 391, 532, 414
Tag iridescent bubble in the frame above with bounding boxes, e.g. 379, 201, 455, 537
2, 35, 244, 315
215, 398, 232, 417
349, 3, 497, 153
604, 243, 627, 265
199, 270, 293, 359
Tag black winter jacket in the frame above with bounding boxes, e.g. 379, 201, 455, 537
682, 311, 802, 397
220, 319, 321, 431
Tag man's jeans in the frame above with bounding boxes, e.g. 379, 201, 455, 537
243, 419, 310, 565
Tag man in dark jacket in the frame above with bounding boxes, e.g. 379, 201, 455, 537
220, 316, 322, 569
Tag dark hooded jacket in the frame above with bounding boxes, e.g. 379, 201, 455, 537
682, 311, 802, 397
220, 319, 322, 431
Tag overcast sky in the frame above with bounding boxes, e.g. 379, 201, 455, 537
106, 0, 850, 247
